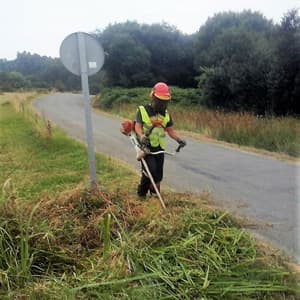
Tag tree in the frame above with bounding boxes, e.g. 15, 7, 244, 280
0, 71, 30, 91
268, 9, 300, 115
102, 32, 153, 87
96, 21, 196, 87
194, 11, 275, 113
194, 10, 273, 68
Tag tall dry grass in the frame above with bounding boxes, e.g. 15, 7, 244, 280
95, 87, 299, 156
97, 99, 299, 157
172, 107, 299, 156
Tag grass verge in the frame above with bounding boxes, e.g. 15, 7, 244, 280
0, 93, 299, 299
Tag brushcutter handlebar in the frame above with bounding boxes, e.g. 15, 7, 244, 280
176, 143, 184, 153
146, 144, 184, 156
128, 132, 185, 160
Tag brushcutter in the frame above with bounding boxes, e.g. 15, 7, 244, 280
120, 120, 184, 209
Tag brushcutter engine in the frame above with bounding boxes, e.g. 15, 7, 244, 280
120, 120, 135, 136
121, 119, 183, 159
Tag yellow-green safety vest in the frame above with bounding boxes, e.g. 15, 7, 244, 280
139, 106, 170, 149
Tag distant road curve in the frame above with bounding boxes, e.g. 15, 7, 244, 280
34, 93, 300, 262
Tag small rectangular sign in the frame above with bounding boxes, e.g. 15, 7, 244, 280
88, 61, 97, 69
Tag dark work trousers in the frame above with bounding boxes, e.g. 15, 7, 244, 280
137, 153, 165, 197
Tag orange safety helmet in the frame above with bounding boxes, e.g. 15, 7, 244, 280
150, 82, 171, 101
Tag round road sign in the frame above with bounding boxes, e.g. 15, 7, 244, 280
60, 32, 105, 76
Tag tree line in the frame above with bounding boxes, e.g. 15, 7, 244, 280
0, 9, 299, 115
0, 53, 80, 91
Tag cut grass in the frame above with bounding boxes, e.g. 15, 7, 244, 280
0, 93, 299, 299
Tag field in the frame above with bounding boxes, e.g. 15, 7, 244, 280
0, 92, 299, 299
93, 87, 300, 157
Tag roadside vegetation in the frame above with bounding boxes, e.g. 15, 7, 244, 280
93, 87, 300, 157
1, 93, 299, 299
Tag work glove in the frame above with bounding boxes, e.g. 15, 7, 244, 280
140, 134, 150, 148
177, 138, 187, 148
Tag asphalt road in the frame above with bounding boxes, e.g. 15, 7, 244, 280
34, 93, 300, 262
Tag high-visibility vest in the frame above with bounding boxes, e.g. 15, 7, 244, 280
139, 106, 170, 149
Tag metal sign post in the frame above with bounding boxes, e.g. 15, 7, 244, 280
77, 33, 97, 189
60, 32, 105, 190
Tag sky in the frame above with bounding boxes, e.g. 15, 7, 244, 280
0, 0, 299, 60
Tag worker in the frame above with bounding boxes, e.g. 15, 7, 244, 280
135, 82, 186, 198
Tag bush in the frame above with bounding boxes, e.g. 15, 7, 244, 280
95, 87, 202, 109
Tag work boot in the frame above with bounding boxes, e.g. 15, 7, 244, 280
137, 194, 147, 200
149, 183, 160, 197
137, 184, 148, 200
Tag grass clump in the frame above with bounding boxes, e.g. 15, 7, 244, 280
0, 93, 299, 299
